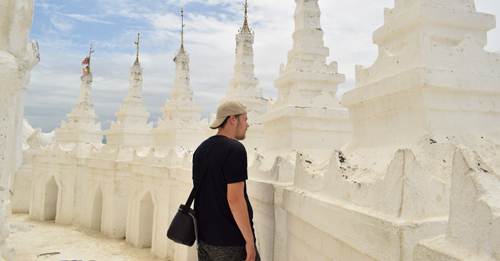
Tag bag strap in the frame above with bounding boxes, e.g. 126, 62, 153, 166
182, 138, 224, 211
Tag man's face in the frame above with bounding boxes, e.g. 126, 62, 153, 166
234, 113, 249, 140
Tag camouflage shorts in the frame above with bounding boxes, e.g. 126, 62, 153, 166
198, 240, 261, 261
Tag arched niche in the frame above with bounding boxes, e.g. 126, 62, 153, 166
91, 186, 103, 231
138, 191, 154, 248
43, 175, 58, 221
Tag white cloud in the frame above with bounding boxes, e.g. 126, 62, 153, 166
36, 3, 50, 10
165, 0, 237, 7
146, 12, 181, 31
60, 13, 114, 24
49, 15, 74, 33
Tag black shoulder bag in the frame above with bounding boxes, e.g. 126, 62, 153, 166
167, 139, 223, 246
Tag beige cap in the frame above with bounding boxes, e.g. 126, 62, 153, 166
210, 101, 247, 129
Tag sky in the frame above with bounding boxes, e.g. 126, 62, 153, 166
25, 0, 500, 133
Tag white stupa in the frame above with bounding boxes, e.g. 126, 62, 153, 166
220, 0, 267, 151
335, 0, 498, 259
152, 9, 207, 149
281, 0, 500, 260
55, 44, 103, 144
261, 0, 352, 150
105, 32, 154, 147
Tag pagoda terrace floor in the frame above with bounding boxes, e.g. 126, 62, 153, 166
6, 214, 163, 261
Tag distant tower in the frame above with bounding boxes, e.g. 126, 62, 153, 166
105, 32, 154, 147
261, 0, 352, 150
152, 9, 207, 149
55, 43, 103, 144
221, 0, 267, 151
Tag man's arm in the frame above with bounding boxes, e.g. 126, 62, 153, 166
227, 181, 256, 261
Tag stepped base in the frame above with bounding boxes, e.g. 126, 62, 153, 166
55, 129, 103, 144
105, 129, 153, 146
151, 128, 206, 149
262, 106, 352, 150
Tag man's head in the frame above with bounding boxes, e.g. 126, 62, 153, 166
211, 101, 249, 140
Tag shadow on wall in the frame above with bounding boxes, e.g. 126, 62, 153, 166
91, 187, 103, 231
43, 176, 58, 221
139, 192, 154, 248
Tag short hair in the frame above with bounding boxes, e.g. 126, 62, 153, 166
218, 114, 240, 129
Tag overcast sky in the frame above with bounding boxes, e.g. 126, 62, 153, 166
25, 0, 500, 133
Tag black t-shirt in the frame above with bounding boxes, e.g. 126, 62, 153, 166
192, 135, 254, 247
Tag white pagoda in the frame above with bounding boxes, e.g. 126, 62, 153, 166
105, 32, 154, 147
55, 44, 103, 144
152, 9, 207, 149
220, 0, 267, 151
261, 0, 352, 150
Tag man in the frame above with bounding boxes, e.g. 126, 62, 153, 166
192, 101, 260, 261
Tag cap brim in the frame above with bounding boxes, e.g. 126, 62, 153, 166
209, 117, 225, 129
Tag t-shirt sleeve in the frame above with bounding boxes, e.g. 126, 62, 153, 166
223, 142, 248, 184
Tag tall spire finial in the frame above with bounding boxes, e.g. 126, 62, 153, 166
239, 0, 253, 34
88, 42, 95, 73
81, 43, 94, 75
244, 0, 248, 21
134, 32, 140, 64
180, 9, 186, 54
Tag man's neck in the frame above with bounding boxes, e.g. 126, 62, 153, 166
216, 128, 234, 139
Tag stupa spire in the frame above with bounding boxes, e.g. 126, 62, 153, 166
77, 44, 96, 107
179, 9, 186, 54
288, 0, 328, 63
88, 42, 95, 73
171, 9, 192, 99
134, 32, 140, 64
80, 43, 94, 76
239, 0, 253, 35
152, 8, 206, 149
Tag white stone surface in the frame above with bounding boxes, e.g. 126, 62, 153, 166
0, 0, 39, 259
13, 121, 56, 214
12, 126, 39, 214
7, 214, 164, 261
80, 146, 133, 239
124, 147, 197, 260
249, 0, 353, 259
414, 145, 500, 260
12, 119, 38, 215
22, 119, 55, 149
281, 0, 500, 260
29, 142, 99, 226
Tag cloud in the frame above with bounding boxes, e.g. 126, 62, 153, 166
50, 15, 75, 33
36, 3, 50, 10
146, 12, 181, 32
165, 0, 237, 7
60, 13, 114, 25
